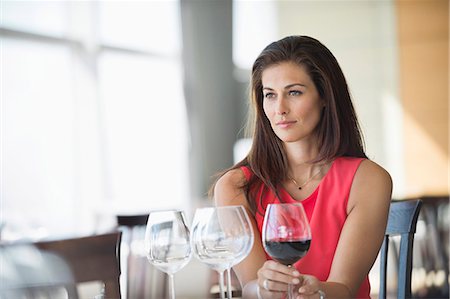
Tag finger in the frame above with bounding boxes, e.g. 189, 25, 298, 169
259, 285, 285, 299
296, 292, 322, 299
261, 270, 302, 287
297, 276, 320, 295
258, 263, 301, 286
264, 260, 301, 277
261, 278, 293, 292
298, 286, 318, 295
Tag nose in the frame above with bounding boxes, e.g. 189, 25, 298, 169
275, 97, 289, 115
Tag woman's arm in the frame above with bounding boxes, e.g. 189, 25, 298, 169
284, 160, 392, 299
316, 159, 392, 298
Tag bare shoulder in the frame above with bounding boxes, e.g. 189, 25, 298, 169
214, 168, 248, 207
348, 159, 393, 211
356, 159, 392, 190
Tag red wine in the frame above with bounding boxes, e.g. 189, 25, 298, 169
264, 239, 311, 265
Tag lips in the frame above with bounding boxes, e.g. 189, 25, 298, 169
276, 120, 297, 128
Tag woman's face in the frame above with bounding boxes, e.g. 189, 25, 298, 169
261, 61, 324, 144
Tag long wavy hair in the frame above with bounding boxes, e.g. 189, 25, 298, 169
212, 35, 367, 215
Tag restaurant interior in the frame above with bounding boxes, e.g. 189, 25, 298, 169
1, 0, 448, 298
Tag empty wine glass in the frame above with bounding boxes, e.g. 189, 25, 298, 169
144, 210, 191, 299
191, 205, 254, 299
262, 203, 312, 299
225, 206, 254, 298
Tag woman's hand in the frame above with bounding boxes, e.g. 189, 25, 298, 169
256, 260, 301, 298
295, 274, 324, 299
256, 260, 325, 299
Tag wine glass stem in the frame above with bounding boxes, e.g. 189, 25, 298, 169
226, 268, 232, 299
286, 264, 295, 299
168, 273, 175, 299
287, 283, 293, 299
218, 270, 226, 299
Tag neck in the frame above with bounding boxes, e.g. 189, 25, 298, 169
284, 140, 320, 167
282, 139, 324, 184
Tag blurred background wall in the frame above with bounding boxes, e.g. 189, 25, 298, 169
396, 0, 448, 196
1, 0, 448, 297
182, 0, 449, 204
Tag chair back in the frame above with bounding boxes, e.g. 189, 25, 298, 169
117, 214, 149, 228
0, 231, 121, 299
379, 199, 422, 299
35, 231, 122, 299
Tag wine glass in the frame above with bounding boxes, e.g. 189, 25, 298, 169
191, 205, 254, 299
144, 210, 192, 299
262, 203, 312, 299
225, 206, 254, 298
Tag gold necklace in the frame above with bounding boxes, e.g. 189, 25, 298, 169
289, 166, 323, 190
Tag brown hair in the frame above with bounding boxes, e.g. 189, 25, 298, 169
212, 35, 367, 215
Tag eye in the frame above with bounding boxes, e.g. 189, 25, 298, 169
263, 92, 276, 99
289, 90, 302, 96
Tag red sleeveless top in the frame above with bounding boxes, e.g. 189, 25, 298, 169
241, 157, 370, 298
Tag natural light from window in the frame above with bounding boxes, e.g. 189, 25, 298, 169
232, 0, 278, 70
1, 1, 189, 241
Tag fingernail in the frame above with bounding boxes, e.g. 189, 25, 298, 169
292, 271, 300, 276
292, 278, 300, 284
298, 287, 306, 293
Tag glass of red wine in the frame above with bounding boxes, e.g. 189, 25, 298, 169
262, 203, 312, 299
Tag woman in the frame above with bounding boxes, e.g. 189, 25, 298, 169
212, 36, 392, 298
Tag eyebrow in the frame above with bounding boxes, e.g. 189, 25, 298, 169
262, 83, 307, 91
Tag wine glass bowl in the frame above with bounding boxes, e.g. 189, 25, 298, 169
264, 237, 311, 265
145, 210, 191, 299
262, 203, 312, 298
191, 205, 254, 299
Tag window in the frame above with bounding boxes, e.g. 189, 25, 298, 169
1, 1, 188, 240
232, 0, 278, 70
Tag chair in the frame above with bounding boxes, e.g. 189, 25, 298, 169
0, 231, 122, 299
117, 214, 149, 228
117, 214, 167, 299
36, 231, 122, 299
379, 199, 422, 299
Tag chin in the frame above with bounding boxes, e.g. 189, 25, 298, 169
277, 135, 301, 143
276, 132, 311, 143
283, 138, 301, 143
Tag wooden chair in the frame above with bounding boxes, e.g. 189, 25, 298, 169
117, 214, 149, 228
1, 231, 122, 299
37, 231, 122, 299
379, 199, 422, 299
117, 214, 167, 299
